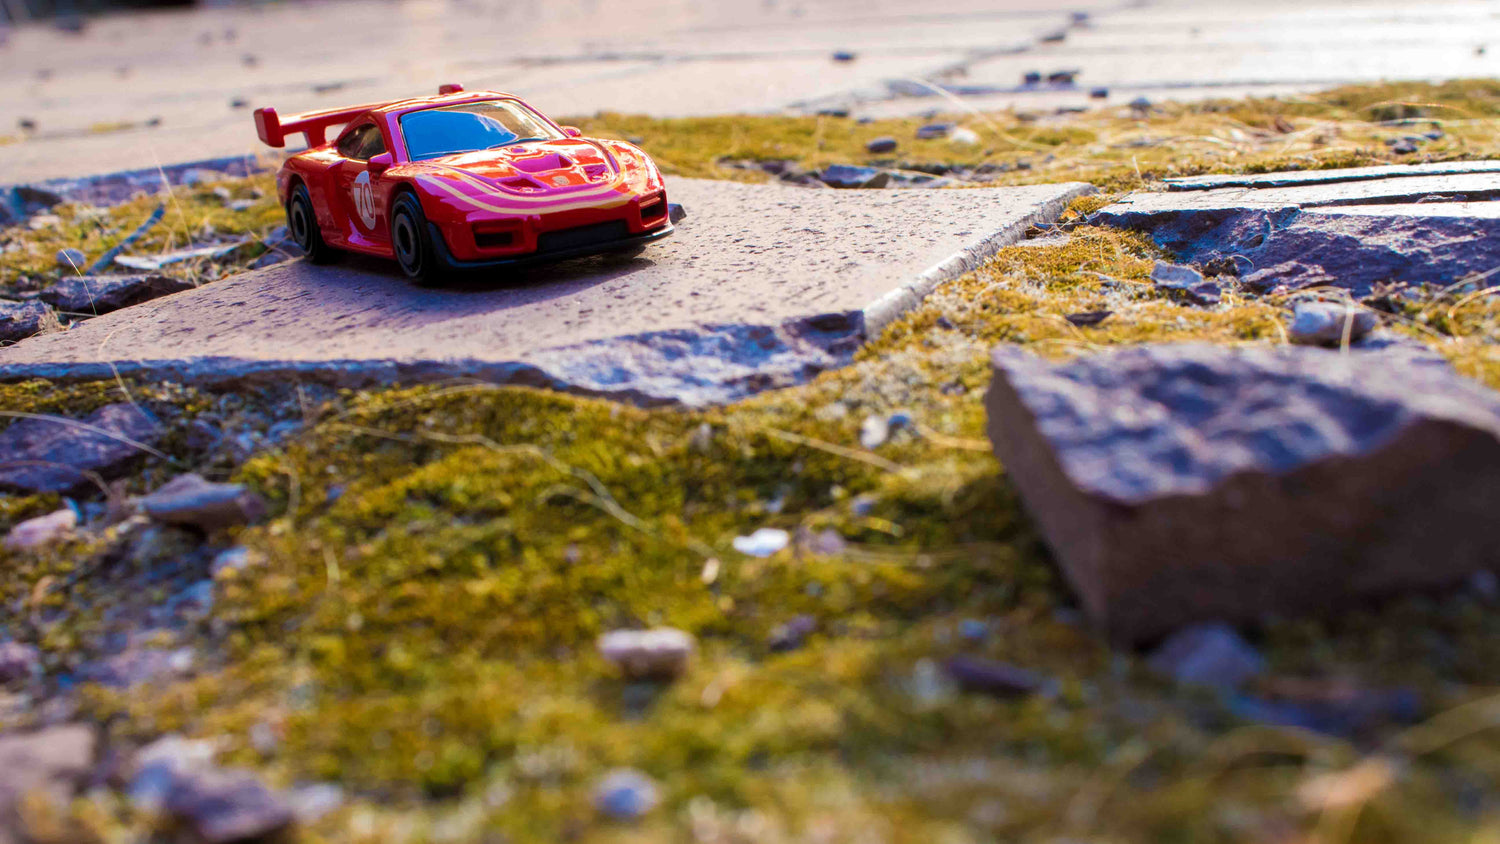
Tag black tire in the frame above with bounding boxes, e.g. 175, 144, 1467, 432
390, 192, 444, 284
286, 183, 335, 264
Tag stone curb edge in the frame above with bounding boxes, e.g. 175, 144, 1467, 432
861, 182, 1096, 338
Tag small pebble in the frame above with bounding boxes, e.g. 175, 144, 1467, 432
865, 137, 898, 154
0, 641, 41, 683
1148, 622, 1265, 692
958, 619, 990, 642
944, 655, 1046, 697
55, 247, 86, 270
916, 122, 954, 140
1289, 301, 1378, 346
594, 769, 659, 820
597, 628, 695, 680
3, 508, 77, 552
859, 415, 890, 449
732, 527, 790, 558
769, 615, 818, 652
949, 126, 980, 146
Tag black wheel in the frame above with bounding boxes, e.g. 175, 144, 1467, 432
286, 183, 335, 264
390, 192, 444, 284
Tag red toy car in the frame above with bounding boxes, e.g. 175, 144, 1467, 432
254, 85, 672, 283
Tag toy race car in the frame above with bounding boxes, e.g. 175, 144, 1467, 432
254, 85, 672, 283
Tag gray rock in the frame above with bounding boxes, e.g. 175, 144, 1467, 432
597, 628, 694, 680
943, 656, 1046, 697
668, 203, 687, 224
0, 299, 55, 343
1147, 623, 1265, 691
0, 403, 161, 495
916, 123, 954, 140
140, 473, 266, 530
985, 343, 1500, 642
1150, 261, 1223, 305
0, 725, 95, 828
54, 247, 86, 270
2, 507, 77, 551
593, 768, 659, 820
39, 274, 192, 315
768, 615, 818, 652
865, 137, 898, 154
821, 164, 891, 189
129, 734, 219, 811
0, 642, 40, 683
1289, 301, 1378, 345
165, 767, 295, 843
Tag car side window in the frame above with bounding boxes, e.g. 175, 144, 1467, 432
357, 126, 388, 160
336, 124, 382, 161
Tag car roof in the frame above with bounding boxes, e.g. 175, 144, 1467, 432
371, 91, 523, 119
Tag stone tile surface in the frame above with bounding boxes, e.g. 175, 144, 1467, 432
0, 178, 1092, 405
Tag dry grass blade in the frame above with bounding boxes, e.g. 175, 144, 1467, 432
761, 427, 903, 473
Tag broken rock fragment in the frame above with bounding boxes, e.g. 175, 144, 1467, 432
985, 343, 1500, 643
0, 300, 56, 343
0, 403, 160, 495
40, 274, 193, 315
1150, 260, 1225, 305
140, 473, 267, 530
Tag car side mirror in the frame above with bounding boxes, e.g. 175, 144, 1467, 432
561, 126, 582, 138
367, 152, 393, 174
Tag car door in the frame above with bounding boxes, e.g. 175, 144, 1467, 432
331, 122, 391, 248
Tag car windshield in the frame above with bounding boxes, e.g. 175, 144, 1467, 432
400, 100, 565, 161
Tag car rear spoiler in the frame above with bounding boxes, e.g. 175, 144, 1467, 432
253, 84, 465, 148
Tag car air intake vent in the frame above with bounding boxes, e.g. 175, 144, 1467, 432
537, 221, 630, 254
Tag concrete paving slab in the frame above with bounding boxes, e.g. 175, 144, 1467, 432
1092, 165, 1500, 296
1164, 161, 1500, 191
1104, 171, 1500, 215
0, 178, 1093, 405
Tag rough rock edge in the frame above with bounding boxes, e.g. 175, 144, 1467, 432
863, 182, 1096, 337
0, 313, 865, 408
985, 343, 1500, 643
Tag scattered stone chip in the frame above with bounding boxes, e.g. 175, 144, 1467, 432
597, 628, 695, 680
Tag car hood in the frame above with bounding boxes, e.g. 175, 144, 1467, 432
418, 138, 622, 193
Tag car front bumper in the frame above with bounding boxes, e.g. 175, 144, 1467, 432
427, 220, 673, 272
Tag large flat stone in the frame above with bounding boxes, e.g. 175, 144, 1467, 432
985, 343, 1500, 643
1091, 165, 1500, 296
0, 178, 1092, 405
